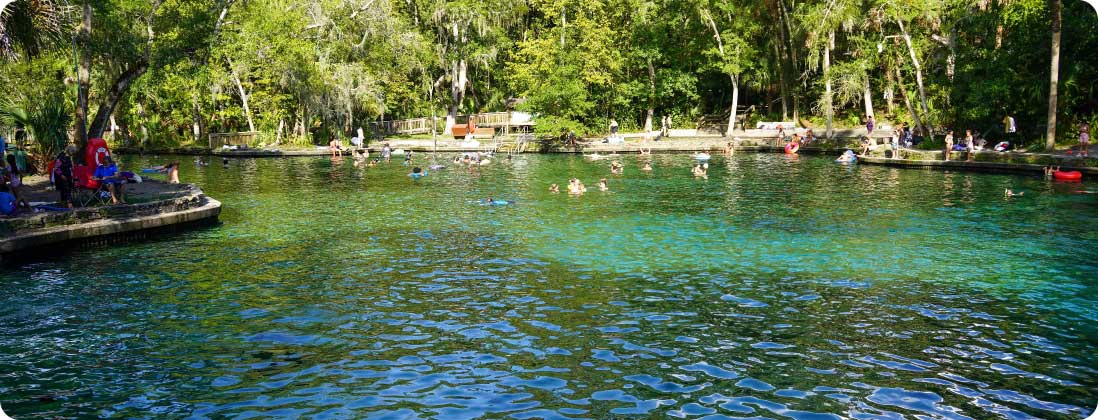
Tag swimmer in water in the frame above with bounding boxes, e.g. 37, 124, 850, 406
549, 183, 560, 193
642, 162, 652, 171
692, 163, 709, 179
1005, 189, 1023, 197
222, 157, 229, 167
567, 178, 587, 195
598, 178, 609, 191
610, 161, 623, 175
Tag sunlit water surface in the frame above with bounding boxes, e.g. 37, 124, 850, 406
1, 153, 1096, 419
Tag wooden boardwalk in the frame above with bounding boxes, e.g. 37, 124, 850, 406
368, 112, 536, 135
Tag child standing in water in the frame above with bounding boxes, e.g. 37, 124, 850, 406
1080, 122, 1090, 157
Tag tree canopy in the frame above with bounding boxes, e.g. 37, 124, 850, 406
1, 0, 1095, 150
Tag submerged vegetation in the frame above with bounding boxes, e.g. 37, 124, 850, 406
0, 0, 1095, 152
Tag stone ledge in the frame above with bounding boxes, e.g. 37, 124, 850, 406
858, 156, 1098, 175
0, 187, 221, 256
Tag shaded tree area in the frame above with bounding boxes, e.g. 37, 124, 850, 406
1, 0, 1095, 152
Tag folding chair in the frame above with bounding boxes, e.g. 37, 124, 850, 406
73, 165, 109, 207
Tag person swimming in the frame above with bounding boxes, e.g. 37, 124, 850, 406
692, 163, 708, 177
482, 197, 511, 205
836, 150, 857, 163
598, 178, 609, 191
1043, 166, 1060, 178
642, 162, 652, 171
549, 183, 560, 193
610, 161, 623, 175
1005, 189, 1024, 197
567, 178, 587, 195
408, 166, 428, 180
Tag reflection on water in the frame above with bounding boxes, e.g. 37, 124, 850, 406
1, 153, 1096, 419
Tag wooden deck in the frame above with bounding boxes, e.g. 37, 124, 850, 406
370, 112, 535, 135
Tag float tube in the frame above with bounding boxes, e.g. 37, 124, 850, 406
784, 142, 799, 154
1053, 170, 1082, 181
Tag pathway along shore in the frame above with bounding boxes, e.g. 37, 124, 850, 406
117, 135, 1096, 177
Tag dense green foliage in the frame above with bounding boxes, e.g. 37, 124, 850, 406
0, 0, 1095, 148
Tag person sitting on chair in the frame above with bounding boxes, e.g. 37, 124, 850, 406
93, 155, 126, 204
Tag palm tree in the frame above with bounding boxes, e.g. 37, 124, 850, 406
0, 0, 69, 60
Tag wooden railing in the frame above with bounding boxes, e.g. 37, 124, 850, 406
696, 105, 755, 135
369, 118, 435, 135
373, 112, 535, 135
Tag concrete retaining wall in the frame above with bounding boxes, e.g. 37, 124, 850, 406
0, 186, 221, 260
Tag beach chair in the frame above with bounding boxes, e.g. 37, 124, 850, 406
73, 165, 109, 207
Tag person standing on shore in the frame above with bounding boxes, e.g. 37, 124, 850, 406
1003, 114, 1017, 143
965, 129, 975, 162
609, 119, 619, 136
944, 130, 954, 161
866, 115, 875, 135
53, 146, 76, 208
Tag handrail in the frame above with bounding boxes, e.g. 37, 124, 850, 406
373, 112, 534, 135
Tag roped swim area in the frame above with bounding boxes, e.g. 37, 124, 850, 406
0, 152, 1095, 419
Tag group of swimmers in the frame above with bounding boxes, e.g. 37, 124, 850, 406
548, 154, 715, 196
452, 152, 493, 166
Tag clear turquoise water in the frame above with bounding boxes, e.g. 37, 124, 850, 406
1, 153, 1096, 419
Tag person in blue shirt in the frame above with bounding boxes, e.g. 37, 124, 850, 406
93, 155, 126, 204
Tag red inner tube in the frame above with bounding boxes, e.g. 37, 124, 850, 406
1053, 170, 1082, 181
784, 143, 799, 154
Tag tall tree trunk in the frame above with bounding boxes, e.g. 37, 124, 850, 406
824, 32, 834, 139
87, 61, 148, 139
894, 62, 923, 136
884, 62, 895, 114
726, 75, 739, 137
864, 76, 875, 119
777, 0, 799, 122
644, 57, 655, 132
75, 2, 92, 155
276, 118, 285, 144
137, 103, 148, 149
445, 59, 468, 135
191, 89, 205, 144
897, 20, 931, 130
228, 62, 255, 132
947, 27, 957, 82
774, 43, 789, 120
1046, 0, 1060, 150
